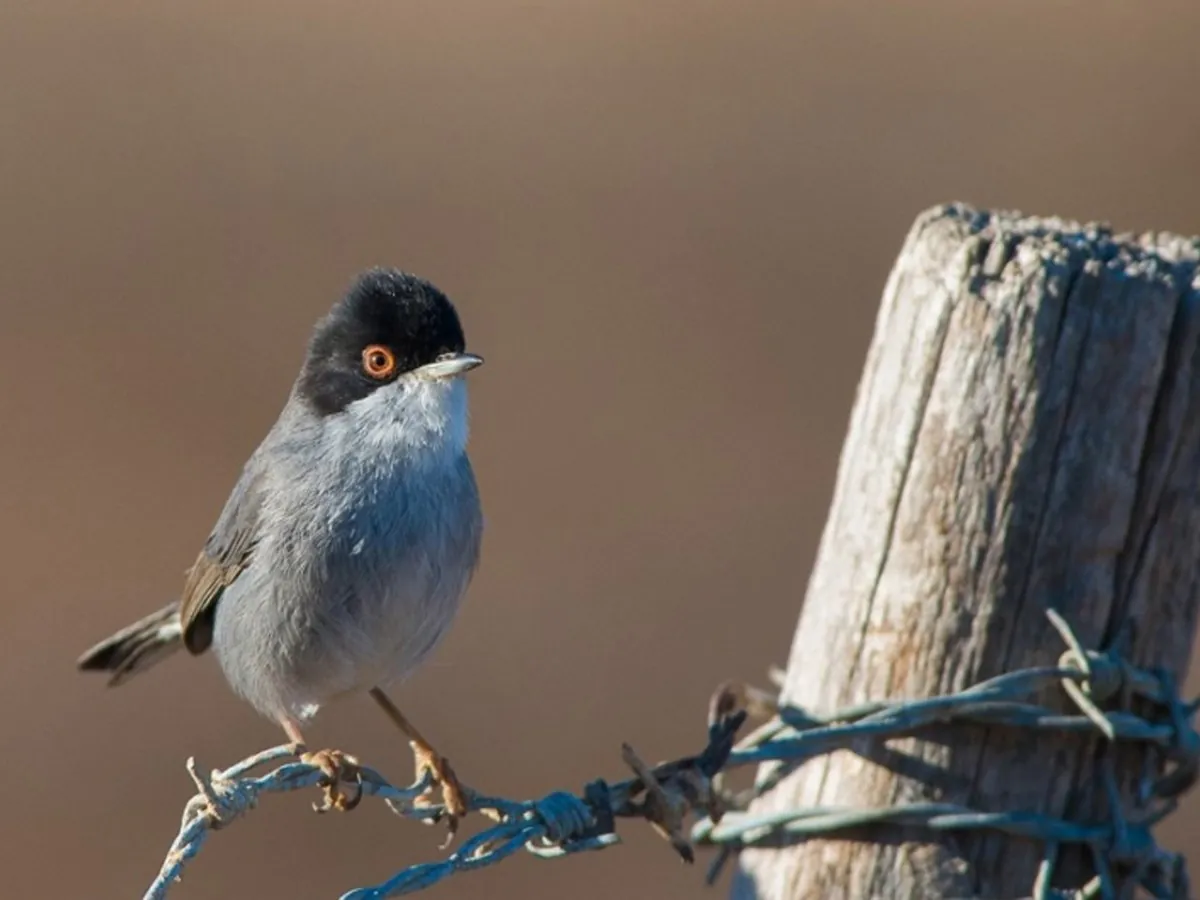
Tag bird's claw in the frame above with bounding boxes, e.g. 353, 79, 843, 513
301, 748, 363, 813
412, 746, 468, 847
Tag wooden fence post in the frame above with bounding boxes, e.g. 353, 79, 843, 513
732, 204, 1200, 899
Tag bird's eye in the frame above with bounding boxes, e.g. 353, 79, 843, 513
361, 344, 397, 380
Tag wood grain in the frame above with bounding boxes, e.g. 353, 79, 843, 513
733, 205, 1200, 899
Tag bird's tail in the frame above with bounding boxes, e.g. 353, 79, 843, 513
77, 601, 184, 686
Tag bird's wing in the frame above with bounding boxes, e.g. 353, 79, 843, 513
178, 457, 267, 654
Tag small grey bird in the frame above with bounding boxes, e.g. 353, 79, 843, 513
78, 267, 484, 827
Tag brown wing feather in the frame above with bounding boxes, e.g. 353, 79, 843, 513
178, 460, 266, 654
178, 548, 252, 654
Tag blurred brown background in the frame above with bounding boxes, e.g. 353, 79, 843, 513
2, 2, 1199, 898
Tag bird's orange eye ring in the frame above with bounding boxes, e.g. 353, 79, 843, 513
361, 344, 398, 380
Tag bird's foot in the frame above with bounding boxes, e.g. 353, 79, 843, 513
411, 743, 468, 846
300, 748, 363, 813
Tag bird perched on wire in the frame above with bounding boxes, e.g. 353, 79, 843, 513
77, 268, 485, 835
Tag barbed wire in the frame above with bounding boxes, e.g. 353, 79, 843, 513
147, 704, 743, 900
147, 609, 1199, 900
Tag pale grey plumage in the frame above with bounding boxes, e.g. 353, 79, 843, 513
212, 375, 482, 723
77, 268, 484, 742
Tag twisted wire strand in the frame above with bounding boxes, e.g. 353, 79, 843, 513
146, 610, 1198, 900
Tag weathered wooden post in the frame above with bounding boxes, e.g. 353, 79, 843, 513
733, 204, 1200, 898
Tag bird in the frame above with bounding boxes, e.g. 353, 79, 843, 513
77, 267, 485, 833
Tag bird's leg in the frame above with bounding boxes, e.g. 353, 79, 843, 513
279, 717, 363, 813
368, 687, 467, 840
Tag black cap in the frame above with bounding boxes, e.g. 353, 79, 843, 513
297, 268, 467, 416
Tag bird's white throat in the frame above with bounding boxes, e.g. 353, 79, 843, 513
340, 376, 471, 465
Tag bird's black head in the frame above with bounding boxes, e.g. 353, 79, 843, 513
297, 268, 473, 417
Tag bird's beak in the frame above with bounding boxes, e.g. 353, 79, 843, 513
416, 352, 484, 381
